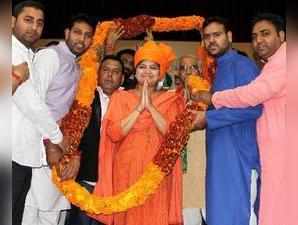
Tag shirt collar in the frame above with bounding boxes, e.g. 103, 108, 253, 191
267, 42, 286, 62
12, 35, 34, 54
97, 86, 110, 100
216, 49, 237, 64
58, 41, 77, 59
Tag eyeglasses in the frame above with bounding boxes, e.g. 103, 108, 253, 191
179, 65, 199, 73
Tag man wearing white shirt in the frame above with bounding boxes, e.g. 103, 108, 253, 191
12, 62, 29, 94
22, 14, 96, 225
12, 1, 64, 225
65, 55, 124, 225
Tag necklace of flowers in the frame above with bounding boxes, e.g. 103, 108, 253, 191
53, 15, 213, 215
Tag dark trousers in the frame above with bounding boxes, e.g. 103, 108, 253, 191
64, 181, 105, 225
12, 161, 32, 225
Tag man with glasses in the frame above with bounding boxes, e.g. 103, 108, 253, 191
175, 54, 201, 91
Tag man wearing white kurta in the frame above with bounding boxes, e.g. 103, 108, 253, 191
12, 2, 65, 225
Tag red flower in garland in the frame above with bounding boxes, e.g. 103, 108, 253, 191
114, 15, 155, 39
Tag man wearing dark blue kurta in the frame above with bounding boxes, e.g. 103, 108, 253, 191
201, 17, 262, 225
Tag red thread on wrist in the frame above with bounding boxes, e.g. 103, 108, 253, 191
43, 138, 50, 145
12, 72, 22, 82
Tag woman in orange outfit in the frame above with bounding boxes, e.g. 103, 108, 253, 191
93, 41, 185, 225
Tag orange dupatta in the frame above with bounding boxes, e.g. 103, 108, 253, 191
91, 89, 185, 225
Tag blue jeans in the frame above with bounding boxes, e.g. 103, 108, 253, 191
64, 181, 104, 225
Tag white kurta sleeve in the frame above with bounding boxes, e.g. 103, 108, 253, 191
12, 49, 63, 144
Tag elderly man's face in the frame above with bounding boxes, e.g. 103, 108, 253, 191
179, 56, 200, 83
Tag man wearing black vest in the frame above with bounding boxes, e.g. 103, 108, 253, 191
65, 55, 124, 225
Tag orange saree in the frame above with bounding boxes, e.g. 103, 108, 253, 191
92, 89, 185, 225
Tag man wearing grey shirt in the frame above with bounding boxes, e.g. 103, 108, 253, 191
22, 14, 96, 225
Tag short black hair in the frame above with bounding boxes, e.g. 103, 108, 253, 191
66, 13, 97, 32
100, 55, 125, 74
13, 0, 45, 18
116, 49, 135, 58
202, 16, 231, 32
251, 13, 285, 33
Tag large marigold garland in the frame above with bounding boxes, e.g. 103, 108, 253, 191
55, 15, 214, 215
53, 99, 206, 214
53, 99, 204, 214
59, 15, 206, 156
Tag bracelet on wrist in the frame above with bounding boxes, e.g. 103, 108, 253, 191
43, 138, 50, 146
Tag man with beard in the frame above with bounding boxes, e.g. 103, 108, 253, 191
12, 2, 65, 225
201, 13, 287, 225
22, 14, 96, 225
192, 17, 262, 225
65, 55, 124, 225
116, 49, 137, 90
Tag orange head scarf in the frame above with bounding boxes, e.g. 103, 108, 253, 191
134, 41, 176, 79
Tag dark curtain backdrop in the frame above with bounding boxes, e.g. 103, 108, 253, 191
12, 0, 285, 41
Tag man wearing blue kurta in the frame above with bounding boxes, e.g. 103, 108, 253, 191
198, 17, 262, 225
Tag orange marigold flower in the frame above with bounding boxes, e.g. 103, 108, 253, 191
187, 74, 211, 93
152, 16, 204, 32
